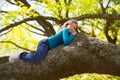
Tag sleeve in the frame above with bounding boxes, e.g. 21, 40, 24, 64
62, 28, 75, 45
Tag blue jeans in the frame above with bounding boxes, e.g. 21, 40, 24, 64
19, 39, 50, 63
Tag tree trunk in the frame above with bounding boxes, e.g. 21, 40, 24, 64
0, 33, 120, 80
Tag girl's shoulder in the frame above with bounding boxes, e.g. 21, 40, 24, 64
61, 27, 69, 31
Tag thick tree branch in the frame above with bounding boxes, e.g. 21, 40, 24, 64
60, 14, 120, 24
0, 33, 120, 80
18, 0, 56, 36
104, 19, 112, 42
1, 14, 120, 34
0, 17, 36, 33
0, 56, 9, 64
41, 20, 56, 35
104, 19, 118, 44
0, 16, 58, 33
75, 14, 120, 20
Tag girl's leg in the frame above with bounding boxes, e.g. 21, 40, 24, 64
19, 40, 49, 63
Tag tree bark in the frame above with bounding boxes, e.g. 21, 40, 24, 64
0, 56, 8, 64
0, 33, 120, 80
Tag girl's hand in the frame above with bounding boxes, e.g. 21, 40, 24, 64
71, 30, 77, 35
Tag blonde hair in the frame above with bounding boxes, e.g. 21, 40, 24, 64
60, 19, 78, 32
60, 19, 78, 28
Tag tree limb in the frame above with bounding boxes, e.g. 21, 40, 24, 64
6, 0, 17, 5
26, 28, 47, 36
75, 13, 120, 20
0, 11, 7, 13
105, 0, 111, 9
59, 13, 120, 24
99, 0, 106, 13
0, 33, 120, 80
0, 41, 35, 52
25, 23, 45, 33
1, 14, 120, 34
104, 19, 111, 42
18, 0, 56, 36
0, 28, 13, 36
19, 0, 31, 7
98, 0, 111, 13
0, 16, 58, 33
65, 0, 72, 18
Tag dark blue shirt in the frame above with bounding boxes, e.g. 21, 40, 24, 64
48, 28, 75, 49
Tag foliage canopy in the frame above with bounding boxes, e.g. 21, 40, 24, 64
0, 0, 120, 79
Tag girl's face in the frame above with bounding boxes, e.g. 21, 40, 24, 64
67, 22, 77, 33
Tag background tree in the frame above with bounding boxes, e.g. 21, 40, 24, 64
0, 0, 120, 79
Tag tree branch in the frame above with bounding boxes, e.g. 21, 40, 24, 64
1, 14, 120, 34
105, 0, 111, 9
65, 0, 72, 18
0, 11, 7, 13
0, 33, 120, 80
98, 0, 111, 13
99, 0, 106, 13
19, 0, 31, 7
26, 28, 47, 36
6, 0, 17, 5
75, 14, 120, 20
0, 17, 36, 33
104, 20, 111, 41
0, 41, 35, 52
0, 29, 13, 36
0, 16, 58, 33
18, 0, 56, 36
25, 23, 45, 33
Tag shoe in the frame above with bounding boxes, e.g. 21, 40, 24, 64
9, 50, 23, 62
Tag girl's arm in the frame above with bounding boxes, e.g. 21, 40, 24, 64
62, 28, 75, 45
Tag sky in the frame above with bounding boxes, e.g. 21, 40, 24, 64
0, 0, 20, 11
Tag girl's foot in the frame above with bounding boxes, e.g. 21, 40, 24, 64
9, 50, 23, 62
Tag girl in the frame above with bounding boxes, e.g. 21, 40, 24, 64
9, 19, 78, 63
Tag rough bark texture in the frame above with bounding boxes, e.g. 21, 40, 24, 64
0, 33, 120, 80
0, 56, 8, 64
